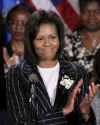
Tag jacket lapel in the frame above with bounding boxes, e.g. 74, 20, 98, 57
35, 70, 52, 111
54, 60, 77, 109
21, 62, 52, 113
54, 67, 68, 109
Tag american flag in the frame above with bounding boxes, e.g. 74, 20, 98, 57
0, 0, 80, 42
27, 0, 80, 34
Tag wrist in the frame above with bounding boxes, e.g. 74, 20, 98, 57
80, 109, 90, 120
62, 108, 72, 115
82, 113, 90, 121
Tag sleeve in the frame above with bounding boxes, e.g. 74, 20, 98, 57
6, 66, 37, 125
63, 106, 96, 125
64, 63, 96, 125
74, 65, 96, 125
38, 110, 68, 125
37, 107, 96, 125
73, 107, 96, 125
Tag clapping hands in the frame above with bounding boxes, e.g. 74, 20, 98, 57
79, 82, 100, 119
62, 79, 100, 119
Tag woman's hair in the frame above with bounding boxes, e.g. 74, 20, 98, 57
79, 0, 100, 12
24, 10, 65, 65
6, 3, 35, 27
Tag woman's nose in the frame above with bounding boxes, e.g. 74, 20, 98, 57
89, 11, 95, 17
15, 22, 24, 30
44, 38, 51, 46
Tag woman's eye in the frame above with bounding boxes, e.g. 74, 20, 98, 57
35, 35, 57, 41
36, 37, 43, 41
49, 35, 56, 40
10, 21, 17, 25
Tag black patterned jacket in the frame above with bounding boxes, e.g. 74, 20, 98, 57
6, 59, 96, 125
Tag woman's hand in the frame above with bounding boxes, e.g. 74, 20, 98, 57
11, 41, 24, 56
3, 47, 16, 68
79, 82, 100, 119
62, 79, 83, 115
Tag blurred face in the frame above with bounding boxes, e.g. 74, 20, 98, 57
33, 23, 59, 62
81, 2, 100, 31
9, 11, 31, 41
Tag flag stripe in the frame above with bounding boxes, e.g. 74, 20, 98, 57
29, 0, 72, 34
55, 0, 80, 31
51, 0, 63, 6
30, 0, 57, 11
68, 0, 80, 14
27, 0, 37, 10
29, 0, 80, 33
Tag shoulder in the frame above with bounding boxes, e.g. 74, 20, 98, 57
64, 30, 80, 50
60, 60, 90, 95
66, 61, 87, 74
65, 30, 79, 40
7, 62, 34, 83
60, 60, 89, 81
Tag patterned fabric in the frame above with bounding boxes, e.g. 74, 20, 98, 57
64, 29, 100, 125
6, 58, 96, 125
64, 29, 100, 72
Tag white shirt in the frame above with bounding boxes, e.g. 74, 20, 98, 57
37, 62, 60, 106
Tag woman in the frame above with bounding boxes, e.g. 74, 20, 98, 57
64, 0, 100, 73
6, 10, 100, 125
3, 3, 35, 70
64, 1, 100, 124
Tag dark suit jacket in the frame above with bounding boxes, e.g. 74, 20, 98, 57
0, 16, 6, 110
6, 59, 96, 125
0, 16, 11, 125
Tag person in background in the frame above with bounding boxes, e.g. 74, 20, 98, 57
6, 10, 100, 125
90, 49, 100, 125
64, 1, 100, 124
3, 3, 35, 71
64, 0, 100, 74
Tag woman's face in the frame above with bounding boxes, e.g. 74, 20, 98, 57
81, 2, 100, 31
9, 11, 31, 41
33, 23, 60, 62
